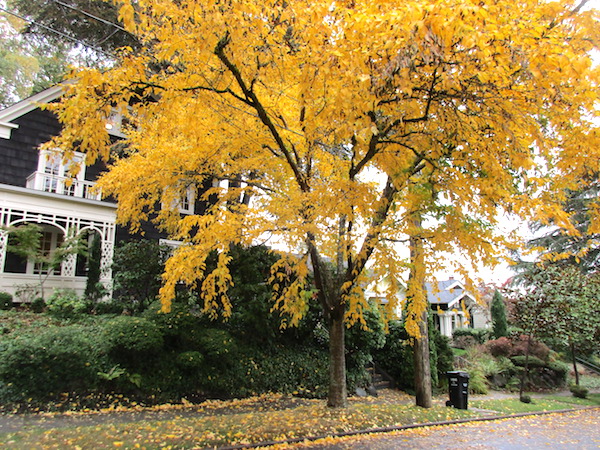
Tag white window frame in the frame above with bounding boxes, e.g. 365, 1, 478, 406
36, 150, 86, 196
26, 225, 64, 275
178, 187, 195, 214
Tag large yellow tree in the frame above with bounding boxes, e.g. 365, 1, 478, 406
47, 0, 599, 407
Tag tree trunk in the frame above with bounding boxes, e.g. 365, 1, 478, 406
327, 306, 348, 408
409, 212, 433, 408
570, 339, 579, 386
519, 332, 532, 401
414, 310, 433, 408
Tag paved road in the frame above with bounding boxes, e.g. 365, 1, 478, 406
300, 408, 600, 449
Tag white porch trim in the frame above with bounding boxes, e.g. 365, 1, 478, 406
0, 184, 117, 299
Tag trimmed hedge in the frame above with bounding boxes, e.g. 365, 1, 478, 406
0, 312, 335, 404
45, 289, 91, 318
452, 328, 491, 346
0, 324, 107, 401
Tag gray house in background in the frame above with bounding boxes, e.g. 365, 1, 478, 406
366, 276, 488, 337
427, 278, 488, 337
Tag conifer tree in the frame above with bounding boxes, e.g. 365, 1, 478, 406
491, 290, 508, 339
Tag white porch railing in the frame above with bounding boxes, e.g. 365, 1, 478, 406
26, 172, 102, 201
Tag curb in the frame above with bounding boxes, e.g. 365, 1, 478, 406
221, 405, 600, 449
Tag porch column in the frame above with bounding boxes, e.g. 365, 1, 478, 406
442, 314, 452, 338
0, 229, 8, 273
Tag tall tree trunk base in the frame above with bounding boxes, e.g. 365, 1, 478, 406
414, 333, 433, 408
328, 312, 348, 408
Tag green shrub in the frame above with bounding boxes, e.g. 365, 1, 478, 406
221, 345, 329, 398
520, 394, 532, 403
511, 356, 568, 389
143, 302, 204, 350
0, 325, 106, 401
102, 316, 164, 362
84, 233, 103, 302
374, 318, 452, 392
570, 384, 588, 399
345, 301, 386, 390
490, 290, 508, 338
452, 328, 491, 345
112, 240, 169, 313
196, 328, 238, 364
46, 289, 91, 318
373, 321, 414, 391
29, 297, 45, 313
452, 334, 478, 349
435, 333, 455, 378
467, 366, 489, 394
546, 360, 569, 378
511, 355, 545, 368
176, 351, 204, 370
0, 292, 13, 310
463, 347, 501, 394
93, 299, 128, 315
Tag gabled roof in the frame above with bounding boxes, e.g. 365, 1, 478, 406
426, 279, 475, 308
0, 85, 66, 139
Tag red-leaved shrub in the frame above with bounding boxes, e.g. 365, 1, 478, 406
486, 336, 512, 357
485, 335, 550, 361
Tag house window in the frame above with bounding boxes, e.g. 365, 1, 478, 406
26, 150, 101, 199
38, 150, 85, 195
26, 226, 64, 275
163, 187, 195, 214
178, 188, 195, 214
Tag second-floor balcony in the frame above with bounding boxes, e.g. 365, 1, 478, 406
26, 172, 102, 201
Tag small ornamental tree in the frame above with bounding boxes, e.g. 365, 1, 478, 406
491, 290, 508, 339
4, 224, 85, 300
47, 0, 600, 407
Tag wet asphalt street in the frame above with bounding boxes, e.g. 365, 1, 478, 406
300, 408, 600, 449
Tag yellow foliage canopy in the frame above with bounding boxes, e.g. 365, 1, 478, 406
46, 0, 599, 335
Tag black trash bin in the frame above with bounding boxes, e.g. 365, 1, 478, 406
446, 371, 469, 409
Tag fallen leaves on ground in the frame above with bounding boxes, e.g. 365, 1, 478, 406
0, 391, 473, 448
0, 390, 598, 448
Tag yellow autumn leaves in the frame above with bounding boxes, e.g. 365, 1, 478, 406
45, 0, 600, 335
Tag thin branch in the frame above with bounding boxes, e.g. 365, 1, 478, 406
349, 113, 380, 179
383, 67, 440, 135
214, 34, 309, 192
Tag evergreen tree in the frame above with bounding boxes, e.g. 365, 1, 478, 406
84, 233, 102, 301
491, 290, 508, 338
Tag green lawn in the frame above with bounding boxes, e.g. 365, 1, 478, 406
470, 393, 600, 414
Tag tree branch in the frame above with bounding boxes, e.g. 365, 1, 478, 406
214, 33, 309, 192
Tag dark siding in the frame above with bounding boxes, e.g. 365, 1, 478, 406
0, 108, 59, 187
85, 160, 108, 182
115, 221, 166, 244
0, 107, 112, 186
